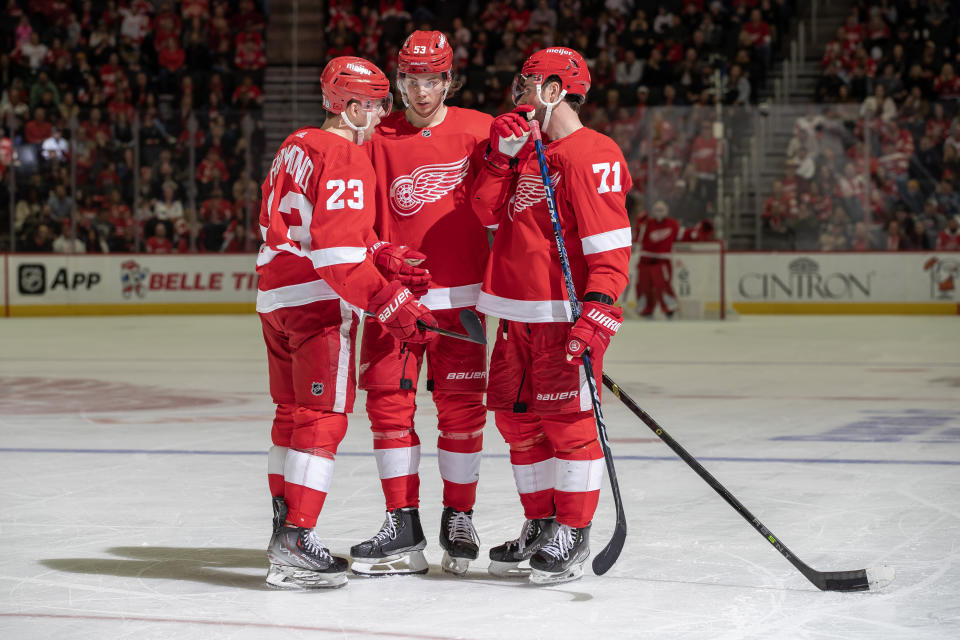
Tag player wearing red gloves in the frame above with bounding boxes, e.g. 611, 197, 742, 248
257, 56, 435, 590
470, 47, 631, 584
351, 31, 493, 576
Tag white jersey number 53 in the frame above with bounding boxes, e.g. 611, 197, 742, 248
592, 162, 622, 194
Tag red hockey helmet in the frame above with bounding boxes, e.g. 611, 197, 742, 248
321, 56, 392, 115
515, 47, 591, 101
398, 30, 453, 75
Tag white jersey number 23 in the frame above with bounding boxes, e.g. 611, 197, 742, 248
326, 179, 364, 210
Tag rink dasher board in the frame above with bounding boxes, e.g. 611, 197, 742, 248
633, 248, 960, 316
1, 253, 258, 316
2, 251, 959, 316
725, 251, 960, 314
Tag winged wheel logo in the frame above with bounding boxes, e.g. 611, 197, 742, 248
389, 156, 470, 216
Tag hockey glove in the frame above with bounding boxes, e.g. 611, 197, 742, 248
485, 105, 535, 171
565, 300, 623, 366
370, 280, 437, 344
369, 241, 432, 298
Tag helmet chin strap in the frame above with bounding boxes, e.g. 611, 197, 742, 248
536, 84, 567, 133
342, 110, 373, 145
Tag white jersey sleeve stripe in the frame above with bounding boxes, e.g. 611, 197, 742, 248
580, 227, 632, 256
309, 246, 368, 269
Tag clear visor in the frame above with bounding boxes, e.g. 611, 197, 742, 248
400, 74, 446, 93
511, 73, 542, 105
358, 93, 393, 116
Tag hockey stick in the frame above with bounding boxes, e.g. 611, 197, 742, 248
456, 308, 488, 345
529, 121, 627, 576
362, 312, 486, 345
602, 374, 895, 592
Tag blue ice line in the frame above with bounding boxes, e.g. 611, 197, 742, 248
0, 448, 958, 466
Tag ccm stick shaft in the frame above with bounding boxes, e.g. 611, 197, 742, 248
530, 120, 627, 575
603, 374, 894, 592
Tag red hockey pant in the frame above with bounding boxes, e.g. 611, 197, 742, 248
487, 321, 605, 529
360, 308, 487, 512
635, 260, 676, 316
261, 298, 358, 528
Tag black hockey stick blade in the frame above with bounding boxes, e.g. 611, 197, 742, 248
416, 320, 486, 345
592, 516, 627, 575
804, 566, 896, 592
363, 311, 485, 344
601, 373, 896, 592
457, 309, 488, 345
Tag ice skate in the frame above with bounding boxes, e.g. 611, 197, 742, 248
529, 523, 591, 585
268, 496, 287, 549
487, 517, 557, 578
350, 508, 428, 575
266, 526, 348, 590
439, 507, 479, 575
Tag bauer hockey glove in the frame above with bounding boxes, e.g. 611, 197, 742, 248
369, 241, 432, 298
565, 299, 623, 366
485, 105, 535, 171
370, 280, 437, 344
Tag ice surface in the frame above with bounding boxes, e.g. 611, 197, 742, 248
1, 315, 958, 639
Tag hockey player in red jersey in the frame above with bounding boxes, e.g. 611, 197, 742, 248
469, 47, 632, 584
634, 199, 681, 318
257, 56, 437, 590
351, 30, 494, 577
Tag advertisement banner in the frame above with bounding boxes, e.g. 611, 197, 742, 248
726, 252, 960, 314
4, 254, 258, 316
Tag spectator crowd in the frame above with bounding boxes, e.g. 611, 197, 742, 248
0, 0, 267, 254
3, 0, 956, 254
764, 0, 960, 251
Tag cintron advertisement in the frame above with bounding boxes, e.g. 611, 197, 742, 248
2, 252, 958, 316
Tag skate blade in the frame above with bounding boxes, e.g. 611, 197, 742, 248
487, 560, 531, 578
529, 563, 584, 585
265, 564, 347, 590
350, 550, 428, 576
441, 552, 473, 576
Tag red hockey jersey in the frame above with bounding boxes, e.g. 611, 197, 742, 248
256, 128, 386, 313
471, 126, 632, 323
637, 217, 680, 262
365, 107, 493, 310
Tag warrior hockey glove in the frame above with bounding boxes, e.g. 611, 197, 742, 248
369, 241, 432, 298
485, 105, 535, 171
370, 280, 437, 344
565, 300, 623, 365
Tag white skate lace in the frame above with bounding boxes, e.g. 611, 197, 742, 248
301, 530, 332, 562
538, 525, 575, 561
512, 519, 535, 555
447, 511, 480, 546
370, 511, 400, 544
